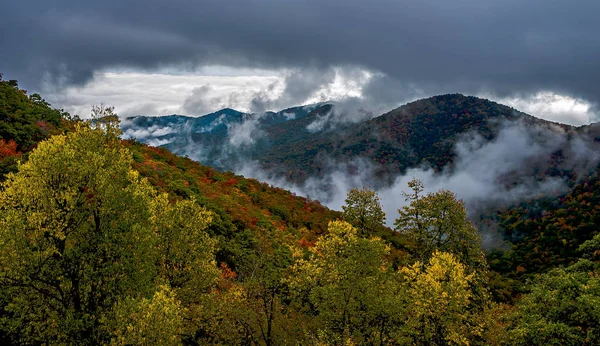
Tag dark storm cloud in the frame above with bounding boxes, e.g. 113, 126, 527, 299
2, 0, 600, 105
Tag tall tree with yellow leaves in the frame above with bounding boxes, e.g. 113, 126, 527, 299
401, 251, 484, 345
289, 221, 405, 345
0, 122, 158, 344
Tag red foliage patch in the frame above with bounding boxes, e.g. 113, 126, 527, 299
224, 177, 238, 187
0, 139, 19, 159
298, 237, 315, 248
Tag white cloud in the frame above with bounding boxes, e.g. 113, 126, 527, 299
146, 138, 173, 147
282, 111, 296, 120
485, 92, 595, 126
45, 68, 283, 118
43, 66, 599, 127
121, 124, 177, 139
303, 67, 373, 105
227, 114, 263, 148
200, 114, 227, 132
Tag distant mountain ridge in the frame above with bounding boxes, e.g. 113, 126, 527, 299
124, 94, 600, 186
122, 103, 326, 146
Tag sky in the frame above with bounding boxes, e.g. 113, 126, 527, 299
1, 0, 599, 125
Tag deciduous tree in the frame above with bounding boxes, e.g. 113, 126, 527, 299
108, 285, 185, 346
151, 194, 219, 305
395, 179, 484, 269
0, 123, 158, 344
289, 221, 404, 344
401, 251, 483, 345
504, 260, 600, 345
342, 187, 386, 236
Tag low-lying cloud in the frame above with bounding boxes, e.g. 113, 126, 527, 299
227, 114, 264, 148
232, 119, 600, 248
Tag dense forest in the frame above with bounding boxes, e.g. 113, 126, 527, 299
1, 76, 599, 345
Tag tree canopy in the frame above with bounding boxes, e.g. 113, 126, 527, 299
342, 187, 386, 236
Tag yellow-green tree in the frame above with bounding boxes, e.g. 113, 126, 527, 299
401, 251, 483, 345
151, 194, 219, 306
0, 123, 158, 344
395, 179, 484, 269
289, 221, 404, 344
395, 179, 489, 308
342, 187, 386, 236
108, 285, 185, 346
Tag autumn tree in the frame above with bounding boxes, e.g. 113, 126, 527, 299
0, 122, 159, 344
236, 232, 295, 346
192, 230, 307, 346
394, 179, 489, 310
107, 285, 185, 346
400, 251, 484, 345
289, 221, 404, 344
342, 187, 386, 236
151, 194, 219, 306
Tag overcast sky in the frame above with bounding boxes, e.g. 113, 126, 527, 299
1, 0, 599, 124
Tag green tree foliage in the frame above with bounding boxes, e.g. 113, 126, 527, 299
151, 194, 219, 305
504, 260, 600, 345
0, 115, 221, 344
579, 233, 600, 260
395, 179, 487, 271
0, 77, 67, 152
0, 77, 70, 180
0, 123, 158, 344
234, 232, 295, 346
107, 285, 185, 346
342, 187, 386, 236
395, 178, 490, 310
193, 231, 305, 346
289, 221, 405, 344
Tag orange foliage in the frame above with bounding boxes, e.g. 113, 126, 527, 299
298, 237, 315, 248
35, 120, 51, 133
220, 262, 237, 280
217, 262, 238, 290
0, 139, 19, 159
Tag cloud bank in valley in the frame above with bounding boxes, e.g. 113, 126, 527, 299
231, 119, 599, 247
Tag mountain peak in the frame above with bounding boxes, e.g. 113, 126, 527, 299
214, 107, 244, 115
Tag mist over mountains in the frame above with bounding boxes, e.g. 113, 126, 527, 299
123, 94, 600, 242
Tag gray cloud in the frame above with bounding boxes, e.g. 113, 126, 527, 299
181, 85, 238, 115
249, 68, 337, 113
2, 0, 600, 110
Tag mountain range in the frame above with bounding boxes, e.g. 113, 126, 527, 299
123, 95, 600, 222
124, 93, 600, 289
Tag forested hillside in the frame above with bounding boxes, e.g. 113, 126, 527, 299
491, 170, 600, 277
1, 76, 599, 345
